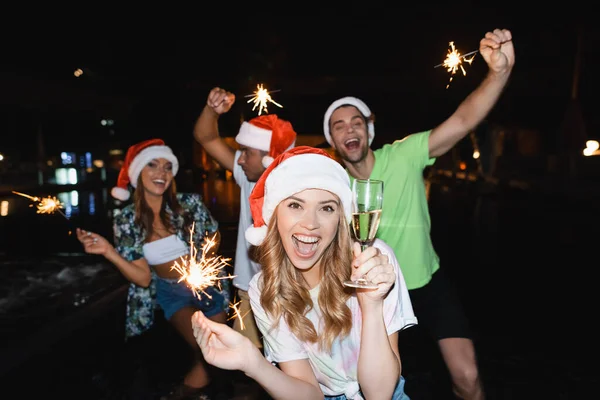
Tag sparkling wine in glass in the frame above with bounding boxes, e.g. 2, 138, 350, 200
344, 179, 383, 289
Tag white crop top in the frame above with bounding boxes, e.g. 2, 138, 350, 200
142, 234, 189, 266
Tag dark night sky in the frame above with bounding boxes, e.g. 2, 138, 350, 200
0, 10, 597, 161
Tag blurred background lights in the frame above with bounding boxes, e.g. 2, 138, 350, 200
583, 140, 599, 156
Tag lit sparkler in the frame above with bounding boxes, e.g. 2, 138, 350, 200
245, 83, 283, 116
434, 39, 512, 89
12, 190, 69, 220
171, 223, 234, 299
437, 41, 476, 89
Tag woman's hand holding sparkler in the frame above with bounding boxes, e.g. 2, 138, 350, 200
479, 28, 514, 75
76, 228, 112, 256
192, 310, 262, 373
351, 242, 395, 304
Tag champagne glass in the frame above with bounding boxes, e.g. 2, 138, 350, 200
343, 179, 384, 289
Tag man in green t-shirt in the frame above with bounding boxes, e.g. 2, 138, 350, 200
322, 28, 514, 400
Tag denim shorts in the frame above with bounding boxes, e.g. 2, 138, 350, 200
324, 376, 409, 400
155, 277, 225, 320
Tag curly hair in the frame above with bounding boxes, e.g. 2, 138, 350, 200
255, 201, 354, 351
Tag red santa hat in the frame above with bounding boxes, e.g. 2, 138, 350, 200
245, 146, 352, 246
323, 96, 375, 146
235, 114, 297, 168
111, 138, 179, 202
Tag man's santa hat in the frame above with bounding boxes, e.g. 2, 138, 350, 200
245, 146, 352, 246
322, 96, 375, 146
111, 138, 179, 202
235, 114, 297, 168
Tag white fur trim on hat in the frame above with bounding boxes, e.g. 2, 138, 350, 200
245, 225, 268, 246
261, 141, 295, 168
235, 121, 271, 152
111, 186, 131, 202
127, 146, 179, 188
323, 96, 375, 147
261, 156, 274, 168
244, 153, 352, 246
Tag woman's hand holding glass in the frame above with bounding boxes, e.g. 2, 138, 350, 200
350, 242, 396, 301
344, 179, 384, 289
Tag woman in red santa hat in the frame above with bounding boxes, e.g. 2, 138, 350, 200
191, 146, 417, 400
76, 138, 230, 400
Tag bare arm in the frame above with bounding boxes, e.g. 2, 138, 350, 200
353, 243, 401, 398
249, 358, 323, 400
76, 228, 152, 287
357, 301, 401, 399
105, 248, 152, 287
429, 28, 515, 158
192, 87, 238, 171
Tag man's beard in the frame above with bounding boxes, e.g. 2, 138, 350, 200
340, 144, 368, 164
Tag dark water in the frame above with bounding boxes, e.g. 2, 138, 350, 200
0, 176, 598, 399
0, 188, 120, 339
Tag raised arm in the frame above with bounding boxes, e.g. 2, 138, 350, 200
192, 87, 237, 171
192, 312, 323, 400
429, 28, 515, 158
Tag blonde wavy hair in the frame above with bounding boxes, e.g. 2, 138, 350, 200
255, 200, 354, 351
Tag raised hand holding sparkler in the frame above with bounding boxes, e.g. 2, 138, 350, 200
245, 83, 282, 116
435, 29, 514, 88
478, 28, 514, 74
206, 87, 236, 115
171, 222, 235, 300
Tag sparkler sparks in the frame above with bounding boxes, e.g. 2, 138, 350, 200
245, 84, 283, 116
171, 223, 234, 299
12, 191, 69, 220
227, 297, 250, 330
439, 41, 476, 89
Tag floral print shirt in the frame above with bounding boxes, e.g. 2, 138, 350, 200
112, 192, 228, 339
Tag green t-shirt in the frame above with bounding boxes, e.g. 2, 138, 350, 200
349, 130, 439, 290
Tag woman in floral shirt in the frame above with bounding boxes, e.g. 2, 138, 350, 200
77, 139, 230, 400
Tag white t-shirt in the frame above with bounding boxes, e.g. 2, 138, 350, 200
232, 150, 262, 292
248, 239, 417, 399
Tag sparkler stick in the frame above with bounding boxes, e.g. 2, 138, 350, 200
12, 190, 70, 220
244, 83, 283, 116
171, 222, 235, 300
